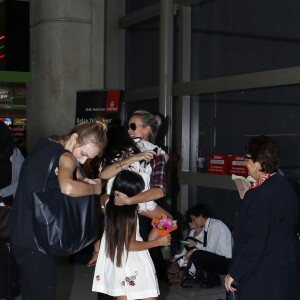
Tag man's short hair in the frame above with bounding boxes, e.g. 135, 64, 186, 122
187, 203, 210, 219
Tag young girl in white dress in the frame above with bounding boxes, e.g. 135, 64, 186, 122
92, 170, 171, 300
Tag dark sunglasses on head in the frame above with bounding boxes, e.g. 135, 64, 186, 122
243, 154, 252, 160
128, 123, 143, 131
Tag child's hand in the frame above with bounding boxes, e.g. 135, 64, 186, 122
87, 252, 98, 267
154, 234, 171, 247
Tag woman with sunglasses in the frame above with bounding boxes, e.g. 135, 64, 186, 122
127, 110, 163, 144
98, 110, 169, 213
224, 135, 300, 300
126, 111, 169, 164
114, 110, 169, 207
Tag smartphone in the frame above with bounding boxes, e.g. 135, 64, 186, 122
179, 240, 193, 245
140, 147, 159, 165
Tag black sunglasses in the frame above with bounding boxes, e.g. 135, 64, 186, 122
243, 154, 252, 160
128, 123, 143, 131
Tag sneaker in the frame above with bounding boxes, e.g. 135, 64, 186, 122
193, 270, 208, 284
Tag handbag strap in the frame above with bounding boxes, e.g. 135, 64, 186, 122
42, 154, 90, 192
42, 156, 89, 192
42, 156, 56, 192
76, 161, 88, 178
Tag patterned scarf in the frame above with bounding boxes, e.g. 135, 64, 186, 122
246, 173, 275, 192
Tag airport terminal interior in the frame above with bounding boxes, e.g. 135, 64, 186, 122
1, 0, 300, 299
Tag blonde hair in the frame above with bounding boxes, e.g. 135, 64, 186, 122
131, 110, 162, 143
67, 120, 108, 157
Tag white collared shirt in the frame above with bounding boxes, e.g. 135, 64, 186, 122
195, 218, 232, 259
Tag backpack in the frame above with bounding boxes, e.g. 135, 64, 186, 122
166, 260, 186, 285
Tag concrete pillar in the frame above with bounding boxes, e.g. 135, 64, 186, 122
27, 0, 105, 150
159, 0, 173, 151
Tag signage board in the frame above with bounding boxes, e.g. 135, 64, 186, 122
207, 154, 228, 175
228, 155, 248, 177
75, 90, 124, 127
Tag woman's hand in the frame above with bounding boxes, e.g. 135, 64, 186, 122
87, 239, 100, 267
83, 178, 102, 195
224, 274, 237, 292
114, 190, 131, 205
131, 150, 156, 164
87, 252, 98, 267
83, 178, 101, 185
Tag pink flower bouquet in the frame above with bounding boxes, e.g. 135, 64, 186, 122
151, 213, 177, 236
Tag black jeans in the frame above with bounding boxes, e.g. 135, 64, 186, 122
11, 244, 56, 300
190, 250, 230, 275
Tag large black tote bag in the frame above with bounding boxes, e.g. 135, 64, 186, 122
32, 157, 97, 256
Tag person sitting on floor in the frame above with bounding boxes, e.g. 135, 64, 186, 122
184, 203, 232, 288
170, 211, 202, 278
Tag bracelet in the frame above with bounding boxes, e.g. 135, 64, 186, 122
93, 251, 99, 254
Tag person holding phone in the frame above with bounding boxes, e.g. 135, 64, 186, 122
184, 204, 232, 288
170, 211, 202, 277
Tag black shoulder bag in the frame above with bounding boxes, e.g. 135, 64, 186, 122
32, 157, 97, 256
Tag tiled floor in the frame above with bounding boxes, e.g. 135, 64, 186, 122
7, 252, 300, 299
54, 257, 227, 300
5, 255, 227, 300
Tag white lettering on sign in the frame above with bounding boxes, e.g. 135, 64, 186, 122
235, 156, 244, 161
213, 155, 223, 159
211, 159, 224, 164
232, 161, 246, 166
93, 108, 105, 112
